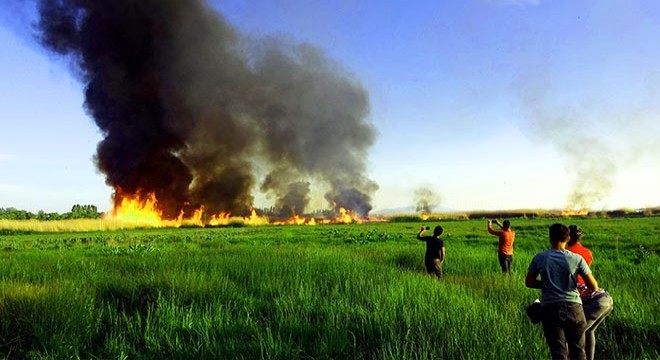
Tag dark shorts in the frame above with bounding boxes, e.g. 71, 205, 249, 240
498, 253, 512, 273
425, 257, 443, 279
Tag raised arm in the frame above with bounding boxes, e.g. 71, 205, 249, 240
487, 220, 503, 235
417, 227, 425, 240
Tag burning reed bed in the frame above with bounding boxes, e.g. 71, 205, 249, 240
0, 216, 262, 234
0, 219, 170, 233
0, 218, 658, 358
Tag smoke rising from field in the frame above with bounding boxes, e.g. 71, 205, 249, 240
414, 187, 441, 214
518, 75, 659, 209
34, 0, 376, 218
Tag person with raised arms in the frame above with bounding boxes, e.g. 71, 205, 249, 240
417, 225, 445, 280
487, 219, 515, 275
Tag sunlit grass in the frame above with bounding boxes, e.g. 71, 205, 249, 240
0, 218, 168, 232
0, 218, 657, 358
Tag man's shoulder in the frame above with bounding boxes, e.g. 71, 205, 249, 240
563, 250, 587, 264
531, 249, 552, 261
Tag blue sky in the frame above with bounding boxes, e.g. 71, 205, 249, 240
1, 0, 659, 213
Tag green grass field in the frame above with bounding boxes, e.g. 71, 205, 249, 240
0, 217, 658, 359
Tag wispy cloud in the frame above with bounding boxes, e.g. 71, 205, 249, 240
0, 183, 22, 192
488, 0, 541, 6
0, 153, 16, 162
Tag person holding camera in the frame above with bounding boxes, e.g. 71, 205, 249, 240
487, 219, 515, 275
417, 225, 445, 279
526, 223, 600, 360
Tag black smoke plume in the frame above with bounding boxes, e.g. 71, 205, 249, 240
35, 0, 377, 218
414, 187, 440, 215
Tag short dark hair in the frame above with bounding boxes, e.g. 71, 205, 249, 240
568, 225, 582, 246
502, 220, 511, 229
549, 223, 570, 243
433, 225, 444, 237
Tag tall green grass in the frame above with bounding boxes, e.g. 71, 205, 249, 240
0, 218, 658, 358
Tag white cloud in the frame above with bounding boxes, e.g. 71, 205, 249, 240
0, 183, 22, 192
0, 153, 16, 161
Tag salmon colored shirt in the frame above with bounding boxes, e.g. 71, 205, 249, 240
487, 225, 515, 255
566, 242, 593, 285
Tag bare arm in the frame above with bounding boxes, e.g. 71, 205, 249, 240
487, 221, 503, 236
440, 247, 446, 262
525, 270, 542, 289
584, 273, 599, 292
417, 227, 425, 240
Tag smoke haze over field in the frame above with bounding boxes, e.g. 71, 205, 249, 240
518, 74, 660, 209
34, 0, 377, 218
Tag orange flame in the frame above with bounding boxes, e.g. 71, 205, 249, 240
271, 213, 317, 225
106, 190, 382, 227
561, 208, 589, 217
336, 207, 362, 224
105, 192, 164, 225
242, 209, 270, 226
208, 212, 231, 226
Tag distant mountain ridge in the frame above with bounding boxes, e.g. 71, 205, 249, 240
370, 205, 456, 216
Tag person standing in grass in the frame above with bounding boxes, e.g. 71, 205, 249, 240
567, 225, 593, 285
568, 225, 614, 360
487, 219, 515, 275
417, 225, 445, 279
526, 223, 600, 360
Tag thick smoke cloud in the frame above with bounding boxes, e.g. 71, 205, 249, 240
35, 0, 377, 218
414, 187, 441, 214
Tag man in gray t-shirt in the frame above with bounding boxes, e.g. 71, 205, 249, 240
526, 223, 600, 360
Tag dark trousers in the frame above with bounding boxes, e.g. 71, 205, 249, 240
425, 257, 443, 279
541, 301, 587, 360
498, 253, 512, 274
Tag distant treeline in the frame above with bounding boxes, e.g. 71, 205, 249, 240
389, 207, 660, 222
0, 205, 102, 220
0, 205, 335, 222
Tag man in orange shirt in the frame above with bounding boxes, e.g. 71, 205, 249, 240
567, 225, 612, 360
488, 219, 515, 275
567, 225, 593, 284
